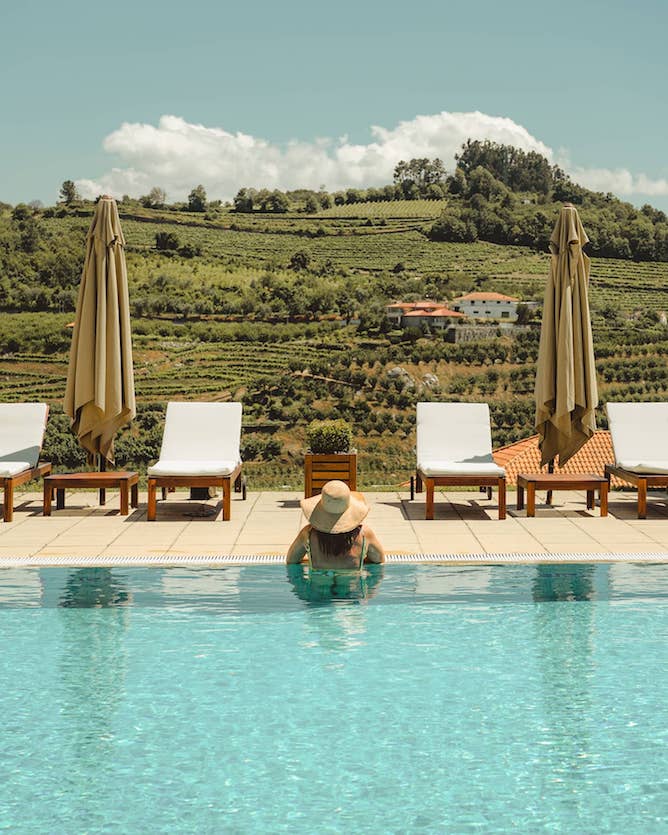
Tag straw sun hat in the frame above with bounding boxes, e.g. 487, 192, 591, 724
300, 480, 369, 534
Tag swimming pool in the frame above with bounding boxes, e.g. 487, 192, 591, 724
1, 563, 667, 833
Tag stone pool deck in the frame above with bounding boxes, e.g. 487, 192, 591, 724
1, 487, 667, 565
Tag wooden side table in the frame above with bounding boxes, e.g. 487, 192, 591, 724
516, 473, 608, 517
44, 471, 139, 516
304, 452, 357, 498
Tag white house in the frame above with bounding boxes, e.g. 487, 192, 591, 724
451, 292, 520, 321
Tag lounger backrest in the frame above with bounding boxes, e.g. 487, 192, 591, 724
417, 402, 495, 464
0, 403, 49, 467
606, 402, 668, 463
159, 402, 242, 462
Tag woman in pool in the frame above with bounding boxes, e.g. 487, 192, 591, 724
287, 480, 385, 570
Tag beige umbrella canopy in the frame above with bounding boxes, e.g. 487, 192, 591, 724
64, 196, 135, 464
534, 204, 598, 467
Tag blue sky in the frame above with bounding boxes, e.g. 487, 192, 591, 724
3, 0, 668, 209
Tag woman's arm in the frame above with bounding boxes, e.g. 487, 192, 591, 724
362, 526, 385, 563
286, 525, 311, 564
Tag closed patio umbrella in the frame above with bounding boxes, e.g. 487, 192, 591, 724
64, 195, 135, 464
534, 204, 598, 467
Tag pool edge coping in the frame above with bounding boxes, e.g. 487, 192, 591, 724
1, 552, 667, 567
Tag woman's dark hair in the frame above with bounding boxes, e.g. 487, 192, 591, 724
314, 525, 362, 556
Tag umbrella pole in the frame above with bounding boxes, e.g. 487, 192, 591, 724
546, 458, 554, 506
99, 454, 106, 506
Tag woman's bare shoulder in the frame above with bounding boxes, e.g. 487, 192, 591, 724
362, 524, 385, 563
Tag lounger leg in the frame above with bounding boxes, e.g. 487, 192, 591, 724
56, 488, 65, 510
527, 483, 536, 518
148, 479, 157, 521
222, 478, 231, 521
638, 479, 647, 519
498, 478, 506, 520
600, 483, 608, 517
131, 483, 139, 509
3, 479, 13, 523
162, 487, 167, 500
425, 479, 434, 520
586, 489, 594, 510
43, 479, 52, 517
517, 484, 524, 511
416, 472, 423, 494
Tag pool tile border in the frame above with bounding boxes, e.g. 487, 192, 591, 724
0, 551, 666, 567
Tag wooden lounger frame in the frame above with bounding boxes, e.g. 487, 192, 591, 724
147, 464, 244, 521
605, 464, 668, 519
2, 462, 52, 523
412, 469, 506, 521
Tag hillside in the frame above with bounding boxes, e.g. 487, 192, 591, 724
1, 193, 667, 488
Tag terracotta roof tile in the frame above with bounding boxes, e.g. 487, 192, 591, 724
454, 292, 519, 302
403, 307, 465, 318
388, 300, 446, 310
492, 431, 622, 487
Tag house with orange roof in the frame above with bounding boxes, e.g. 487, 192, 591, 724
451, 291, 520, 321
386, 300, 465, 329
402, 306, 466, 330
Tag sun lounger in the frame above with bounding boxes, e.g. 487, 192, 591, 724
1, 403, 51, 522
147, 402, 244, 521
605, 402, 668, 518
413, 402, 506, 519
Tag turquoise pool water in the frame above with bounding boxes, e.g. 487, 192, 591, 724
1, 563, 667, 833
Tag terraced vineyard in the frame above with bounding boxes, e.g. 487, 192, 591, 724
133, 337, 350, 400
588, 258, 668, 314
41, 213, 550, 285
0, 334, 350, 404
314, 199, 446, 219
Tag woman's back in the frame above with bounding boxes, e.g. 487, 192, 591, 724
306, 527, 367, 572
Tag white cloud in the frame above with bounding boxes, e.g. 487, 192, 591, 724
75, 111, 668, 203
569, 165, 668, 197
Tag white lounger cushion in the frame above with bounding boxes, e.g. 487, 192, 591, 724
0, 403, 49, 473
0, 461, 34, 478
148, 459, 240, 477
606, 402, 668, 474
148, 401, 242, 478
419, 461, 506, 477
416, 402, 505, 477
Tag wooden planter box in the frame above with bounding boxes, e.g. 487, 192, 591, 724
304, 452, 357, 498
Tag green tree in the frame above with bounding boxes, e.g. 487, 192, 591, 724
59, 180, 79, 204
455, 139, 554, 194
268, 190, 289, 213
155, 231, 180, 251
187, 184, 207, 212
234, 188, 254, 212
394, 158, 447, 196
141, 187, 166, 208
289, 250, 311, 270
